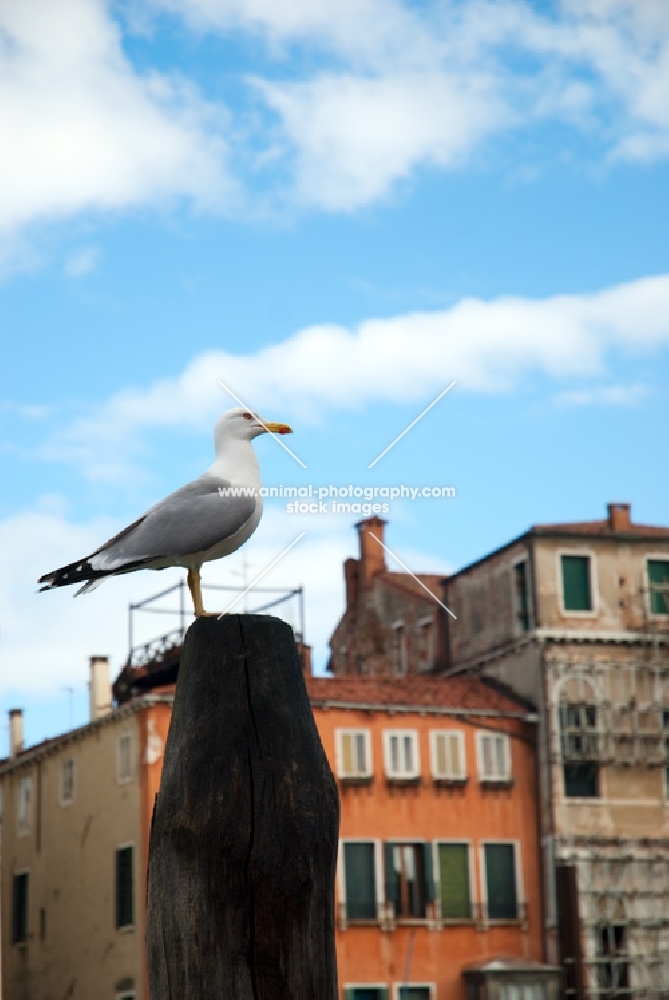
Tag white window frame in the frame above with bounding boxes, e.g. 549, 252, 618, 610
117, 733, 133, 784
335, 728, 373, 780
17, 775, 33, 836
433, 839, 476, 923
392, 983, 436, 1000
476, 731, 512, 782
645, 553, 669, 618
500, 987, 547, 1000
383, 730, 420, 780
557, 548, 598, 617
429, 730, 466, 781
338, 838, 383, 923
511, 555, 533, 635
479, 839, 524, 924
60, 757, 75, 806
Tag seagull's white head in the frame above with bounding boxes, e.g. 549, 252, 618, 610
214, 407, 292, 453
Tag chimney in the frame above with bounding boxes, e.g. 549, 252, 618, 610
607, 503, 631, 532
344, 558, 360, 609
89, 655, 112, 721
9, 709, 24, 757
357, 516, 387, 588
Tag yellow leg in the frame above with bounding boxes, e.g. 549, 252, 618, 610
187, 566, 217, 618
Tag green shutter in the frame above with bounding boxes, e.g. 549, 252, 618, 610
485, 843, 517, 920
561, 555, 592, 611
398, 989, 431, 1000
648, 560, 669, 615
423, 843, 435, 903
384, 842, 399, 912
344, 843, 376, 919
439, 843, 471, 919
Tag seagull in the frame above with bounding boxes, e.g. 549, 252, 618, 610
38, 407, 292, 617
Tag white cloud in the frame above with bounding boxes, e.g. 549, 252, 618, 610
2, 0, 669, 237
149, 0, 669, 207
0, 0, 234, 237
36, 273, 669, 482
254, 71, 509, 210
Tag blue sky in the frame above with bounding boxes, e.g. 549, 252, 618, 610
1, 0, 668, 751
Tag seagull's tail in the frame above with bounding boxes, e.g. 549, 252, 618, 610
38, 558, 103, 594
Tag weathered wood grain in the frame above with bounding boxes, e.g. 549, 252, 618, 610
146, 614, 340, 1000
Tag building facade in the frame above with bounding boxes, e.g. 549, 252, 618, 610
0, 657, 172, 1000
441, 503, 669, 998
307, 674, 557, 1000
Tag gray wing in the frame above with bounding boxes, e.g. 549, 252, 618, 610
89, 475, 257, 572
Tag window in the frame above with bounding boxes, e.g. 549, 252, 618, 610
437, 843, 472, 920
115, 846, 134, 929
343, 842, 377, 920
117, 734, 132, 783
336, 730, 372, 779
384, 731, 420, 780
561, 554, 593, 612
12, 872, 29, 944
397, 987, 433, 1000
560, 704, 599, 798
431, 731, 466, 780
483, 843, 518, 920
477, 732, 511, 782
596, 924, 630, 996
648, 559, 669, 615
17, 775, 33, 834
385, 843, 433, 919
61, 758, 75, 804
499, 987, 547, 1000
513, 560, 531, 632
344, 988, 389, 1000
117, 994, 136, 1000
418, 617, 435, 672
392, 622, 407, 677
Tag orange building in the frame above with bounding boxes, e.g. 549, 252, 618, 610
306, 674, 560, 1000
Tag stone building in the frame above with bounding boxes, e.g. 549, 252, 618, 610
329, 517, 449, 677
441, 503, 669, 998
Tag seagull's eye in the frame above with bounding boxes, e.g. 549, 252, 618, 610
242, 412, 254, 421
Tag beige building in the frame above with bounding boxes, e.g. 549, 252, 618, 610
0, 657, 172, 1000
442, 503, 669, 998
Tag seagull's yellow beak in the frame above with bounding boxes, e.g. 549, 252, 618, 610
263, 421, 293, 436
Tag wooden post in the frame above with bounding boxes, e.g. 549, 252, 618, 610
146, 615, 340, 999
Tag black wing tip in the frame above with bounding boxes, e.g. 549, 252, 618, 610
37, 560, 96, 590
